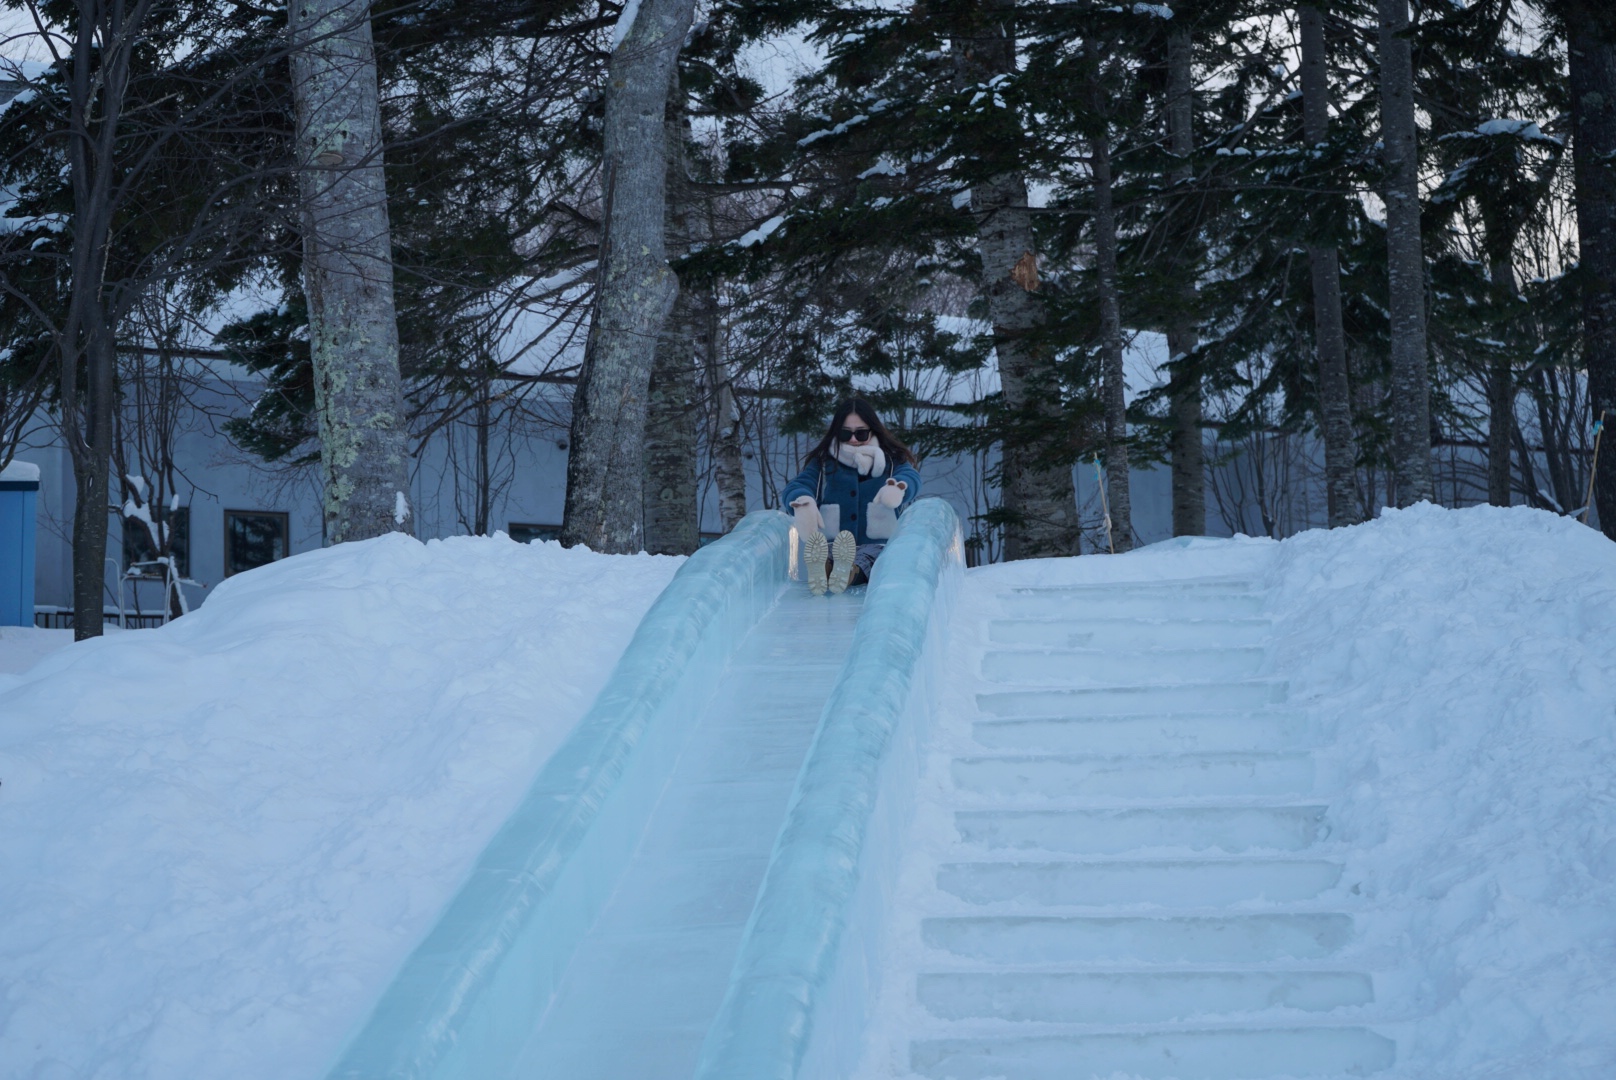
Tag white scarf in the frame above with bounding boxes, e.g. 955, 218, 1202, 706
835, 440, 887, 478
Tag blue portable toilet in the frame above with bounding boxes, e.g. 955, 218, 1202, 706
0, 459, 39, 627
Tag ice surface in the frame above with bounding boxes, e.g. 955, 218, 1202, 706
695, 498, 965, 1080
509, 587, 864, 1079
327, 511, 792, 1079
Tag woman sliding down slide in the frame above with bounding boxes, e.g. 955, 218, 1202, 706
781, 397, 922, 595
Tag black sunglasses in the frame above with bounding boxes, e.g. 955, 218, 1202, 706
839, 426, 873, 443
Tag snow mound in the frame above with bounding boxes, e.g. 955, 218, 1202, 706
1267, 503, 1616, 1077
0, 533, 680, 1080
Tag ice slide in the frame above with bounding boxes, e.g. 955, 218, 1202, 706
326, 499, 1394, 1079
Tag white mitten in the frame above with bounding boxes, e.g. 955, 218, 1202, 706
874, 478, 907, 508
790, 495, 825, 536
866, 481, 906, 541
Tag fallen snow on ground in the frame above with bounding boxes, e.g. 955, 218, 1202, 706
880, 503, 1616, 1077
0, 533, 680, 1080
1265, 504, 1616, 1077
0, 625, 75, 676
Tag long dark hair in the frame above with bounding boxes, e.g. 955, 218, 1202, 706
804, 397, 917, 468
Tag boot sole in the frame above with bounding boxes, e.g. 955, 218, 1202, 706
805, 531, 829, 595
828, 531, 857, 594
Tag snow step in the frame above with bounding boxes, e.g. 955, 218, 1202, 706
936, 859, 1344, 907
916, 969, 1375, 1023
978, 681, 1288, 718
981, 647, 1265, 685
952, 753, 1317, 800
971, 713, 1318, 755
999, 587, 1265, 620
922, 912, 1355, 964
910, 1027, 1396, 1080
989, 617, 1273, 650
954, 806, 1330, 855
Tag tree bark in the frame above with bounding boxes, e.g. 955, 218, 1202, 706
1377, 0, 1434, 504
644, 309, 700, 553
61, 0, 139, 639
643, 78, 701, 556
1486, 251, 1517, 506
289, 0, 412, 544
1166, 11, 1204, 536
962, 0, 1080, 560
561, 0, 697, 552
1300, 3, 1361, 527
704, 310, 747, 533
1567, 2, 1616, 535
1091, 73, 1133, 552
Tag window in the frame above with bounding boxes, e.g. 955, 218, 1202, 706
507, 522, 561, 544
224, 511, 289, 576
123, 507, 190, 577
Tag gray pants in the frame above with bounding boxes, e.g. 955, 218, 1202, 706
854, 543, 884, 578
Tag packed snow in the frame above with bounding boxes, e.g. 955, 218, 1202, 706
849, 503, 1616, 1078
0, 534, 680, 1080
0, 626, 74, 676
3, 504, 1613, 1079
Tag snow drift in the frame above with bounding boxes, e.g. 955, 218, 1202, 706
0, 534, 680, 1080
1265, 504, 1616, 1077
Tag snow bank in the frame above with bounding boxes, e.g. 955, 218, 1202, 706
899, 503, 1616, 1075
0, 534, 680, 1080
1266, 504, 1616, 1078
0, 626, 74, 675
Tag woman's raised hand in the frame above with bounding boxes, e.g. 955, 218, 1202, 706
790, 495, 825, 535
874, 478, 907, 508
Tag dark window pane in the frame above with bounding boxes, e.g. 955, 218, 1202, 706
507, 522, 561, 544
123, 506, 190, 578
226, 512, 288, 575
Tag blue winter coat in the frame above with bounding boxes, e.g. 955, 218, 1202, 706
780, 453, 922, 546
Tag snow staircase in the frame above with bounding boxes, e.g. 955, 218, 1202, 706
900, 578, 1394, 1079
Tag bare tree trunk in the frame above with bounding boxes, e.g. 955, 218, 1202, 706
561, 0, 697, 553
1377, 0, 1434, 504
644, 77, 700, 556
1533, 366, 1577, 511
644, 316, 699, 553
689, 164, 745, 533
474, 372, 492, 534
1166, 13, 1204, 537
61, 0, 140, 640
1567, 3, 1616, 535
1091, 78, 1133, 552
289, 0, 412, 544
962, 0, 1079, 560
1486, 252, 1516, 506
704, 307, 747, 533
1300, 3, 1361, 528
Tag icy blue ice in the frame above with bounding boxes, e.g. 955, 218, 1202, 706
326, 497, 1399, 1080
326, 509, 797, 1079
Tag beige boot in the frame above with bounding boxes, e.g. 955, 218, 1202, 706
828, 530, 857, 594
804, 530, 829, 596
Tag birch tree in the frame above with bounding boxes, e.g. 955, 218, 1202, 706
1378, 0, 1434, 504
1300, 3, 1360, 526
289, 0, 412, 543
561, 0, 698, 553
